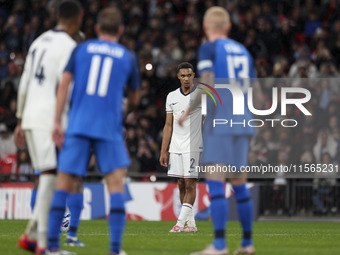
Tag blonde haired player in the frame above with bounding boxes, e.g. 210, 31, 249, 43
181, 6, 263, 255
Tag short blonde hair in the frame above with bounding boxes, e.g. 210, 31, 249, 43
98, 7, 122, 35
203, 6, 230, 31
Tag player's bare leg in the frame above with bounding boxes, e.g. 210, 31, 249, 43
183, 178, 197, 232
183, 178, 196, 205
178, 178, 185, 204
179, 178, 199, 229
171, 178, 197, 232
179, 178, 197, 231
170, 177, 185, 232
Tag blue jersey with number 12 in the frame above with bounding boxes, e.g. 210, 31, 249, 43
64, 39, 140, 141
197, 38, 256, 135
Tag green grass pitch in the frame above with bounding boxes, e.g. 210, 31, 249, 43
1, 220, 340, 255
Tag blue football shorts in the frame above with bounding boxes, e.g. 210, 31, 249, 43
202, 134, 250, 169
58, 134, 131, 176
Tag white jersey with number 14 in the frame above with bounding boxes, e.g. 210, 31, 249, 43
17, 30, 76, 131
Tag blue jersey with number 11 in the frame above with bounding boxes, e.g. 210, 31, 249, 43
65, 39, 140, 141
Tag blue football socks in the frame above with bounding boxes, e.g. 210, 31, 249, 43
48, 190, 69, 250
233, 183, 253, 247
67, 193, 83, 238
206, 180, 228, 250
109, 193, 126, 254
30, 189, 37, 211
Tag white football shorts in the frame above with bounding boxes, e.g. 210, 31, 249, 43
168, 152, 200, 178
25, 129, 57, 171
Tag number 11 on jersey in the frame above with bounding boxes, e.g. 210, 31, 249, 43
86, 55, 113, 97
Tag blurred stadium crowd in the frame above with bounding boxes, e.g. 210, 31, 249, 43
0, 0, 339, 194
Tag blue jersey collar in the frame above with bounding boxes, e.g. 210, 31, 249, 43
52, 28, 66, 33
180, 85, 196, 96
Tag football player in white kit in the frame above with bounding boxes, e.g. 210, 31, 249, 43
14, 1, 82, 254
160, 62, 202, 232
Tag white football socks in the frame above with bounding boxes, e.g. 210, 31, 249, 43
25, 209, 38, 240
186, 206, 196, 228
35, 174, 57, 249
176, 203, 192, 228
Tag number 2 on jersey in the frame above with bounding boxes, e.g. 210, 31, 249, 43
86, 55, 113, 97
190, 158, 195, 169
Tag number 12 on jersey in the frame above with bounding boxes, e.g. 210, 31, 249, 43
86, 55, 113, 97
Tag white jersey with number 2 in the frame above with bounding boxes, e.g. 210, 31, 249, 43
166, 87, 202, 153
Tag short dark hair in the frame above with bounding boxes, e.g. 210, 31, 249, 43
177, 62, 194, 73
98, 7, 123, 35
58, 0, 82, 20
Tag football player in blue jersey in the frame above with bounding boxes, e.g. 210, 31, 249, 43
46, 7, 140, 255
182, 6, 263, 255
